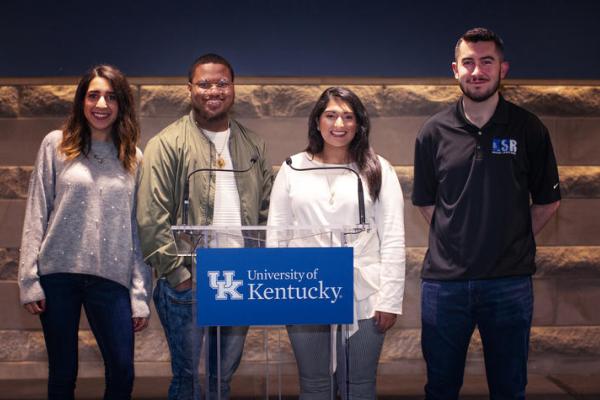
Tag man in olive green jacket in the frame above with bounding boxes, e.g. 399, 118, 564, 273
137, 53, 273, 400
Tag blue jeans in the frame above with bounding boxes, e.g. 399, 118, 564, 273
421, 276, 533, 400
154, 278, 248, 400
39, 273, 134, 400
287, 319, 385, 400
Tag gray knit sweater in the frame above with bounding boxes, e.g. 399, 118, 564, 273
18, 130, 152, 318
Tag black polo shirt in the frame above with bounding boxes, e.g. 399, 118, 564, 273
412, 95, 561, 280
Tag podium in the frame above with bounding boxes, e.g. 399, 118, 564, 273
171, 225, 363, 399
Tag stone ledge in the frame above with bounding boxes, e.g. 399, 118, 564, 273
0, 167, 31, 199
558, 166, 600, 198
0, 327, 290, 363
137, 84, 600, 117
20, 86, 75, 117
383, 326, 600, 361
2, 166, 598, 201
1, 326, 598, 363
396, 166, 600, 200
2, 246, 599, 281
407, 246, 600, 279
5, 84, 600, 118
0, 248, 18, 280
0, 87, 18, 117
503, 86, 600, 116
139, 85, 189, 117
535, 246, 600, 277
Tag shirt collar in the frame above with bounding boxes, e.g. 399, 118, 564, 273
451, 93, 509, 128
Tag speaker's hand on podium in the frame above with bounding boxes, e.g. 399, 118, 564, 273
374, 311, 397, 333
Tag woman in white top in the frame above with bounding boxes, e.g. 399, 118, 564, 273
268, 87, 405, 399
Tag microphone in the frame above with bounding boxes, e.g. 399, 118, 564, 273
182, 157, 257, 225
285, 157, 366, 226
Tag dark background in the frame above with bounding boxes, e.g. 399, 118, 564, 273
2, 0, 599, 78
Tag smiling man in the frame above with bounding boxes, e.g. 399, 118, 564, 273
412, 28, 561, 400
136, 54, 273, 400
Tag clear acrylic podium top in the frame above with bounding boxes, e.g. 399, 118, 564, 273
171, 224, 368, 255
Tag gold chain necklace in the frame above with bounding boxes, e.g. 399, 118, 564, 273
325, 172, 348, 205
215, 137, 228, 169
194, 118, 228, 169
198, 126, 228, 169
325, 174, 336, 205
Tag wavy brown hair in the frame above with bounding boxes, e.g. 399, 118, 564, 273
306, 87, 382, 201
60, 64, 139, 173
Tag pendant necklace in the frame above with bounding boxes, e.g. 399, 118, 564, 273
92, 153, 105, 164
215, 138, 227, 169
195, 119, 228, 169
325, 174, 337, 205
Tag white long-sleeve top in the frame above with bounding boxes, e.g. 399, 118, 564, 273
267, 152, 405, 320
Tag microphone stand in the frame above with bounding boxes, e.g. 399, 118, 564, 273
182, 158, 257, 226
285, 157, 368, 230
180, 156, 256, 400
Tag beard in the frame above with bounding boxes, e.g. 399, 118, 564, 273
192, 102, 231, 127
459, 74, 502, 103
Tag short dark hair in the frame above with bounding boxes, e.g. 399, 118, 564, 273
455, 27, 505, 60
188, 53, 235, 82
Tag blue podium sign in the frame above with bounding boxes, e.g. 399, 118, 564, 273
195, 247, 353, 326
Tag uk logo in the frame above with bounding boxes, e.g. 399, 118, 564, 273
207, 271, 244, 300
492, 138, 517, 155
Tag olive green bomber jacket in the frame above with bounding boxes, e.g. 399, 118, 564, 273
136, 112, 273, 287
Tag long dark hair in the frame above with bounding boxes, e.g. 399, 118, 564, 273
306, 87, 382, 201
60, 64, 140, 173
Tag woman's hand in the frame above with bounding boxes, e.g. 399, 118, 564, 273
24, 299, 46, 315
374, 311, 397, 333
132, 317, 149, 332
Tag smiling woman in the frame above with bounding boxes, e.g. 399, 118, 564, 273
83, 77, 119, 140
17, 65, 152, 400
268, 86, 406, 399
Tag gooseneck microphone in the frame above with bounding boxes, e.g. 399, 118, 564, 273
285, 157, 366, 226
182, 157, 257, 225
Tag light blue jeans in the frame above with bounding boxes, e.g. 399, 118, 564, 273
287, 319, 385, 400
154, 278, 248, 400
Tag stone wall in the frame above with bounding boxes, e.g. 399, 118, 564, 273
1, 78, 599, 393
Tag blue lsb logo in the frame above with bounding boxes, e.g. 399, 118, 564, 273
492, 138, 517, 155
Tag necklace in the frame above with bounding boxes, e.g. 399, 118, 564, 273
92, 153, 105, 164
325, 174, 337, 205
197, 124, 228, 169
215, 138, 227, 169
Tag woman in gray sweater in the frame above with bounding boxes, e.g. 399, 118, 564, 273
18, 65, 152, 400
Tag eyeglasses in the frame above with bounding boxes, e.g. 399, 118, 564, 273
192, 80, 233, 91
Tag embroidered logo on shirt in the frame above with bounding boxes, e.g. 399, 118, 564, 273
492, 138, 517, 155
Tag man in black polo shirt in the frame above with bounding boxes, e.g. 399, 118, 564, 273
412, 27, 561, 400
